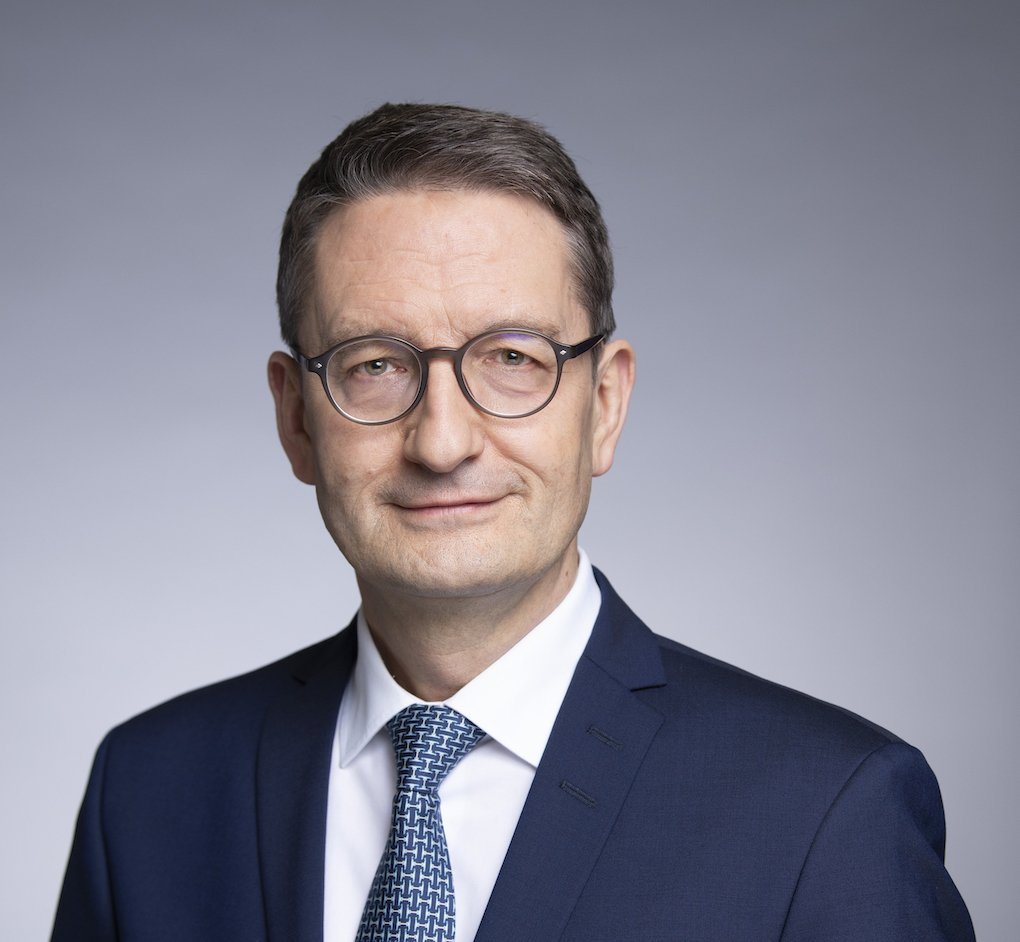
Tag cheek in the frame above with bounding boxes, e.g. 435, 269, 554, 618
309, 420, 399, 499
496, 414, 593, 492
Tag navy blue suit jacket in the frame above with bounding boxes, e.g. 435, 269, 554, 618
53, 572, 974, 940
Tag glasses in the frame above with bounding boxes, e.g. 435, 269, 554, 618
294, 329, 604, 425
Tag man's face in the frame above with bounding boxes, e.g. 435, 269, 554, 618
271, 189, 630, 607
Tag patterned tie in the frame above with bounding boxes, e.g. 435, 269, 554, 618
356, 704, 486, 942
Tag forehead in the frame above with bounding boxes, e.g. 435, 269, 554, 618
306, 189, 586, 351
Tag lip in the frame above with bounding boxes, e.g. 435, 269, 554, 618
391, 493, 503, 507
392, 495, 506, 514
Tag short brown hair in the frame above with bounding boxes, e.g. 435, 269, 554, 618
276, 103, 614, 351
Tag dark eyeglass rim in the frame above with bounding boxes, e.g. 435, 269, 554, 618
292, 328, 605, 425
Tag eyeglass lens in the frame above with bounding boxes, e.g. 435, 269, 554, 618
324, 331, 563, 422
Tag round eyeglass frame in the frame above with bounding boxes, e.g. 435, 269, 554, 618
293, 329, 605, 425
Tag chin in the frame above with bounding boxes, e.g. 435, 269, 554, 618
357, 541, 545, 601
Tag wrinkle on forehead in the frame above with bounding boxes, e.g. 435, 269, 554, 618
305, 189, 584, 353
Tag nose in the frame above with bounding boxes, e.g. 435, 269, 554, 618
401, 358, 484, 473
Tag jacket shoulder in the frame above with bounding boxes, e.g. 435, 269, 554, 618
590, 569, 901, 762
559, 574, 973, 940
653, 630, 901, 749
103, 624, 355, 760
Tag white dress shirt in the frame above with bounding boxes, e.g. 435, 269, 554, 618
323, 548, 602, 942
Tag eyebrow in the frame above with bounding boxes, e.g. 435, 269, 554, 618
315, 316, 571, 352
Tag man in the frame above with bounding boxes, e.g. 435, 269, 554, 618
52, 103, 974, 941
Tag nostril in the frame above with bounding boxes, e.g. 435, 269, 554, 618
402, 387, 485, 473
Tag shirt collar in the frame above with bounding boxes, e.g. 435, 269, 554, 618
337, 548, 602, 769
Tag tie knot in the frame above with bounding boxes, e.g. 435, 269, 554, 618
387, 704, 485, 792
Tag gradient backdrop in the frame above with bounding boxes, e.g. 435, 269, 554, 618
2, 1, 1017, 938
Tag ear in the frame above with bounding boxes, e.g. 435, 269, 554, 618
590, 338, 636, 477
267, 351, 316, 485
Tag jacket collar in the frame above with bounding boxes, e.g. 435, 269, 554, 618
585, 567, 668, 691
257, 624, 357, 942
475, 569, 667, 942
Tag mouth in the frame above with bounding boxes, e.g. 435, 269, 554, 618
392, 494, 506, 515
383, 471, 524, 521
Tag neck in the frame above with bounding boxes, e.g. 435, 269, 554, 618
358, 546, 580, 701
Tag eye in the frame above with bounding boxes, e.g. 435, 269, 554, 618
497, 348, 529, 366
359, 358, 394, 376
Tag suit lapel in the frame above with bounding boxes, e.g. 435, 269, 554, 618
256, 625, 357, 942
475, 572, 666, 942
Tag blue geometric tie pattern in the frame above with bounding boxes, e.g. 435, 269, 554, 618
356, 705, 486, 942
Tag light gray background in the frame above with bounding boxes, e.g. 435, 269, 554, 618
2, 1, 1017, 938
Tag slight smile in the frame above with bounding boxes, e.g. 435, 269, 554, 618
391, 495, 509, 518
